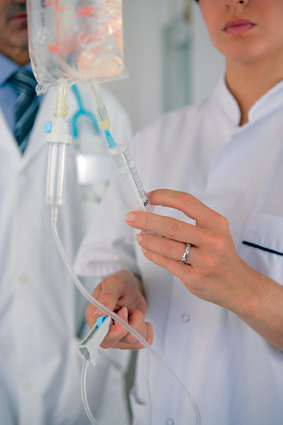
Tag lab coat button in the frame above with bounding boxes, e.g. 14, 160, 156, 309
17, 274, 29, 285
21, 381, 33, 391
166, 419, 175, 425
181, 314, 190, 323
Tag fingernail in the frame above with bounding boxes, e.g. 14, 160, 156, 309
125, 212, 136, 222
141, 248, 147, 254
135, 234, 143, 243
122, 307, 128, 321
146, 192, 152, 198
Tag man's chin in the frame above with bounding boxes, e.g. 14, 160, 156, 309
8, 16, 28, 34
7, 24, 28, 46
1, 32, 29, 61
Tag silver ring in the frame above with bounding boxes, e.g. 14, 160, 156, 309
180, 243, 191, 264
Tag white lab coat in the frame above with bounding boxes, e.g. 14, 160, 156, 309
0, 83, 132, 425
75, 77, 283, 425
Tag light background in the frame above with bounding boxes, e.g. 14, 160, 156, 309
107, 0, 225, 132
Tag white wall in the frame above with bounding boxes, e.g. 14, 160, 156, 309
192, 3, 225, 105
106, 0, 225, 133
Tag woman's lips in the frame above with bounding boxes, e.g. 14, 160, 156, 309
223, 19, 255, 35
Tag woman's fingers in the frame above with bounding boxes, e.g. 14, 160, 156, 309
125, 211, 201, 246
124, 190, 226, 244
112, 322, 153, 350
137, 244, 197, 284
101, 307, 153, 350
147, 189, 227, 229
84, 270, 152, 350
85, 281, 121, 328
135, 231, 198, 266
100, 307, 129, 349
85, 270, 147, 329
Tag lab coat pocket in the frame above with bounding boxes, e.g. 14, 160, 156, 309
130, 384, 150, 425
240, 212, 283, 285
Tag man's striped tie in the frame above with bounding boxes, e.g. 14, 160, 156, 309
7, 69, 39, 153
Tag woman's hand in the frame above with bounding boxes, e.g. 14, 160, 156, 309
125, 189, 283, 352
85, 269, 153, 350
125, 189, 256, 314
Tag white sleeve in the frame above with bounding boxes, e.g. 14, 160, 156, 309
74, 167, 140, 278
72, 82, 137, 278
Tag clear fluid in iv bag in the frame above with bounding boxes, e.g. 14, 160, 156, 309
27, 0, 127, 93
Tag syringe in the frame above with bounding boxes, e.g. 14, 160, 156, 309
89, 81, 153, 213
105, 130, 154, 212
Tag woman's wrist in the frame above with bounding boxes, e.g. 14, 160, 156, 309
230, 261, 283, 351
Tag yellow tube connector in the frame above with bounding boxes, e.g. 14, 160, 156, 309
87, 80, 111, 130
54, 82, 69, 118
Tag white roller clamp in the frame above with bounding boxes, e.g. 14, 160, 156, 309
78, 316, 113, 366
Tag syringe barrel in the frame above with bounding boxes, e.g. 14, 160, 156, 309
46, 142, 68, 207
109, 144, 154, 212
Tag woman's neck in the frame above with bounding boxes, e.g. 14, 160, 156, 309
225, 55, 283, 126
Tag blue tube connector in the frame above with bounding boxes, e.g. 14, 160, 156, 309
105, 129, 116, 149
43, 121, 52, 134
96, 316, 107, 328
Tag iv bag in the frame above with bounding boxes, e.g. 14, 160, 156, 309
26, 0, 127, 94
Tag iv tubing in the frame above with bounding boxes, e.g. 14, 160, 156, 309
54, 82, 69, 118
81, 361, 98, 425
50, 207, 201, 425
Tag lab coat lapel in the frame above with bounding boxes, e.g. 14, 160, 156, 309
0, 90, 57, 168
0, 108, 22, 159
22, 90, 57, 165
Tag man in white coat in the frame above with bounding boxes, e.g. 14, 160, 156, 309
0, 1, 132, 424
